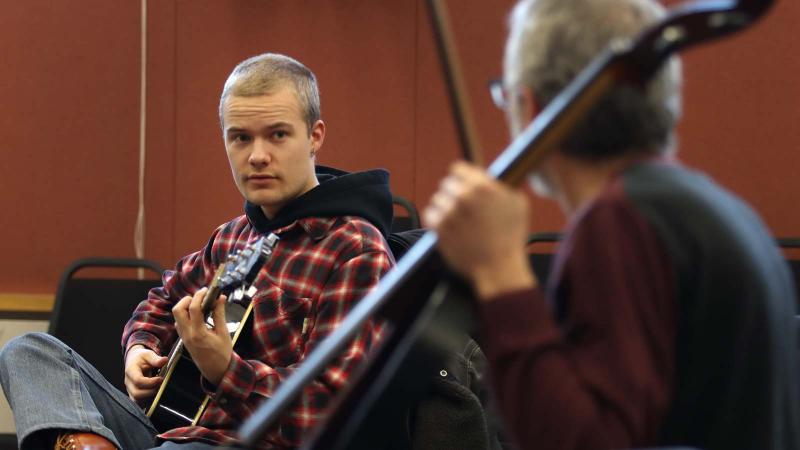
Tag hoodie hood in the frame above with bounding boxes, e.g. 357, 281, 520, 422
245, 165, 394, 237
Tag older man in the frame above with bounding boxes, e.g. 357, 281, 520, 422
0, 53, 394, 449
424, 1, 800, 449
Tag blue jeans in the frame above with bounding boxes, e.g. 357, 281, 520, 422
0, 333, 219, 450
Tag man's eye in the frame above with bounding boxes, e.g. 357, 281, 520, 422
272, 130, 289, 140
231, 134, 251, 143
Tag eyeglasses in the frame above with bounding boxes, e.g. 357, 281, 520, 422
488, 78, 509, 111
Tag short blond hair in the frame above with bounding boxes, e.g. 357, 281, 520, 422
219, 53, 320, 134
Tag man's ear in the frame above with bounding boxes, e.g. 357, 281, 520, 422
309, 120, 326, 158
506, 85, 543, 137
519, 86, 541, 125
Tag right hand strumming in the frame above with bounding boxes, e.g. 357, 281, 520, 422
124, 344, 167, 405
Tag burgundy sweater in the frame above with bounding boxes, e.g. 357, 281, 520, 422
481, 161, 800, 450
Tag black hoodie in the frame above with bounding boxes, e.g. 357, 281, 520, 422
244, 165, 394, 238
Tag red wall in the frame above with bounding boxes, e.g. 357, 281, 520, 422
1, 0, 798, 294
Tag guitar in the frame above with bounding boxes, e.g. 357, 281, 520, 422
146, 233, 279, 432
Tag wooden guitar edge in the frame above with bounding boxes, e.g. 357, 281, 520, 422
146, 347, 182, 418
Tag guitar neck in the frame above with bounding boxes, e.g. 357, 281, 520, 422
200, 284, 223, 317
199, 262, 228, 317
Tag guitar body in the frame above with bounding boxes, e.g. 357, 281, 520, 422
147, 346, 206, 432
148, 300, 254, 432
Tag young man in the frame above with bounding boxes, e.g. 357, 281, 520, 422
424, 1, 800, 449
0, 53, 394, 449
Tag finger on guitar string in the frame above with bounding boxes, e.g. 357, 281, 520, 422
173, 287, 208, 340
210, 295, 229, 338
181, 294, 234, 385
188, 287, 209, 322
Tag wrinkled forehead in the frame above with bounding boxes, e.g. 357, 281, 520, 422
222, 89, 305, 128
223, 83, 302, 115
227, 73, 298, 97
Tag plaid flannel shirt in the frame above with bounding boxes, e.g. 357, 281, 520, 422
122, 214, 393, 448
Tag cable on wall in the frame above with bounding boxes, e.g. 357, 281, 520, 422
134, 0, 148, 276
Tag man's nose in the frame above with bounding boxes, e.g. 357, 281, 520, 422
249, 139, 272, 166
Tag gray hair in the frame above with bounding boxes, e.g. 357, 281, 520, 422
504, 0, 682, 159
219, 53, 321, 134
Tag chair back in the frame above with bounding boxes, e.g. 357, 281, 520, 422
527, 232, 561, 283
391, 195, 421, 233
49, 258, 163, 392
387, 229, 427, 261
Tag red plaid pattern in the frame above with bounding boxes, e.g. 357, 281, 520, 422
122, 214, 392, 448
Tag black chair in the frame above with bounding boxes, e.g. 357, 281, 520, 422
775, 238, 800, 349
530, 233, 800, 290
527, 232, 561, 282
391, 195, 421, 233
387, 229, 427, 262
49, 258, 164, 392
777, 238, 800, 296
